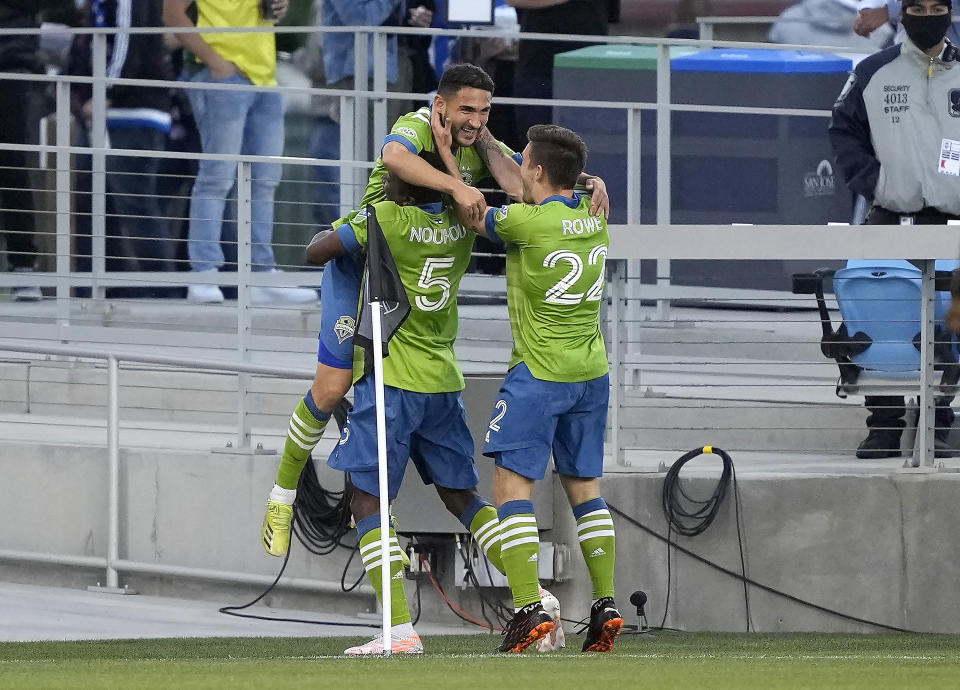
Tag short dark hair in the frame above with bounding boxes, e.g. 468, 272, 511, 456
397, 151, 446, 205
526, 125, 588, 189
438, 63, 495, 98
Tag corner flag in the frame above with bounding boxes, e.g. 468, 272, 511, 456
354, 204, 410, 655
354, 204, 410, 371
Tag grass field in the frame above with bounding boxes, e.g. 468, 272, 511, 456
2, 632, 959, 689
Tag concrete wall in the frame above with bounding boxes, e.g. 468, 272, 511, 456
4, 436, 958, 632
569, 470, 960, 633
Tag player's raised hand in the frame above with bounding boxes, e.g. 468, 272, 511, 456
583, 176, 609, 218
431, 105, 453, 152
453, 183, 485, 226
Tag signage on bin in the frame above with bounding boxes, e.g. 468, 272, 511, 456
803, 160, 836, 197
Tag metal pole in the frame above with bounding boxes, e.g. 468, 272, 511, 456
373, 32, 388, 149
91, 33, 107, 300
339, 96, 356, 217
54, 81, 71, 335
354, 30, 370, 186
700, 21, 714, 42
106, 355, 120, 588
918, 259, 936, 467
609, 260, 626, 466
236, 161, 253, 451
655, 43, 672, 322
626, 107, 643, 354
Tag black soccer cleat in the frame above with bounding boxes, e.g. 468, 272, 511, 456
497, 602, 555, 653
581, 597, 623, 653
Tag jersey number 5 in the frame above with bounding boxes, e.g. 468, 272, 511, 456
416, 257, 456, 311
543, 245, 607, 305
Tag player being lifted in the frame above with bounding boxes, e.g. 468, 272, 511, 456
462, 125, 622, 654
267, 65, 516, 550
305, 154, 503, 654
260, 63, 609, 558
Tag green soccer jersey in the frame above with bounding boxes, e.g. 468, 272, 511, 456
489, 193, 609, 383
353, 106, 517, 212
348, 200, 476, 393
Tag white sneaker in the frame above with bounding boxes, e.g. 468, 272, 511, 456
343, 631, 423, 655
250, 281, 318, 305
12, 267, 41, 302
537, 587, 566, 652
187, 282, 224, 304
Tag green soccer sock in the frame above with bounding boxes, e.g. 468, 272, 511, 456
460, 497, 505, 575
276, 392, 330, 490
497, 500, 541, 609
357, 516, 411, 626
573, 497, 616, 600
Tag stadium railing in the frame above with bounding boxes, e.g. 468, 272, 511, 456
0, 25, 956, 472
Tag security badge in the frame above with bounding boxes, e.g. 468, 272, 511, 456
949, 89, 960, 118
333, 315, 355, 344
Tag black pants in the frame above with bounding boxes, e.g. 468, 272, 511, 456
0, 75, 39, 269
863, 207, 956, 437
74, 126, 178, 296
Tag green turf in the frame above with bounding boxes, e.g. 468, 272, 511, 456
1, 633, 959, 689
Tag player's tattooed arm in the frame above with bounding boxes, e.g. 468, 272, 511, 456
474, 127, 523, 202
305, 227, 346, 266
577, 173, 610, 219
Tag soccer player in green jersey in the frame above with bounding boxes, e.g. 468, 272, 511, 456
260, 65, 610, 560
304, 156, 517, 655
464, 125, 622, 654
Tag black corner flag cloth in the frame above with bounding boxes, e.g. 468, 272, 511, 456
354, 205, 410, 374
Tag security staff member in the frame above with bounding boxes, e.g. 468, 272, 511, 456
830, 0, 959, 459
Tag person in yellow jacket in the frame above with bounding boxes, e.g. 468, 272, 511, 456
163, 0, 317, 304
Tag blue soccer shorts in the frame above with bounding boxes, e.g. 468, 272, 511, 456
328, 375, 479, 500
317, 253, 363, 370
482, 362, 609, 480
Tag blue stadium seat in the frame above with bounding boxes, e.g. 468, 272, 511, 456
793, 260, 959, 396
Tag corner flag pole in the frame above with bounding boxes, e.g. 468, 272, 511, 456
370, 299, 393, 656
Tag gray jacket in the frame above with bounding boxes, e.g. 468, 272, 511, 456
830, 37, 960, 214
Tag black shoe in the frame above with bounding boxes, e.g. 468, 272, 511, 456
497, 602, 554, 653
856, 431, 902, 459
581, 597, 624, 653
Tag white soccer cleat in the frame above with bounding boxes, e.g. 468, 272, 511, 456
343, 631, 424, 656
537, 587, 566, 652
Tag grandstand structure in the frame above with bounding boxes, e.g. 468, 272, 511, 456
1, 23, 959, 639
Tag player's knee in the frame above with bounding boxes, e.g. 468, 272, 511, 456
436, 486, 478, 518
310, 370, 352, 410
350, 490, 379, 523
559, 474, 600, 507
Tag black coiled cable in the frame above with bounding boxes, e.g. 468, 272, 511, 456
661, 445, 733, 537
659, 446, 752, 631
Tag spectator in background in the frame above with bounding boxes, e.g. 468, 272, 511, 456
856, 0, 960, 42
70, 0, 179, 298
322, 0, 405, 137
402, 1, 438, 97
770, 0, 893, 49
0, 0, 55, 301
163, 0, 317, 304
830, 0, 959, 458
508, 0, 609, 141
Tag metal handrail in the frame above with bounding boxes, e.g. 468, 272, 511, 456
0, 341, 372, 596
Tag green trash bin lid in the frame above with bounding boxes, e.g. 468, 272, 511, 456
553, 44, 698, 70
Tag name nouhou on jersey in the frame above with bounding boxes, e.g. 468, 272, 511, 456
409, 224, 469, 245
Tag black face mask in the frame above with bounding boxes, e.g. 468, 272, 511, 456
901, 12, 953, 51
